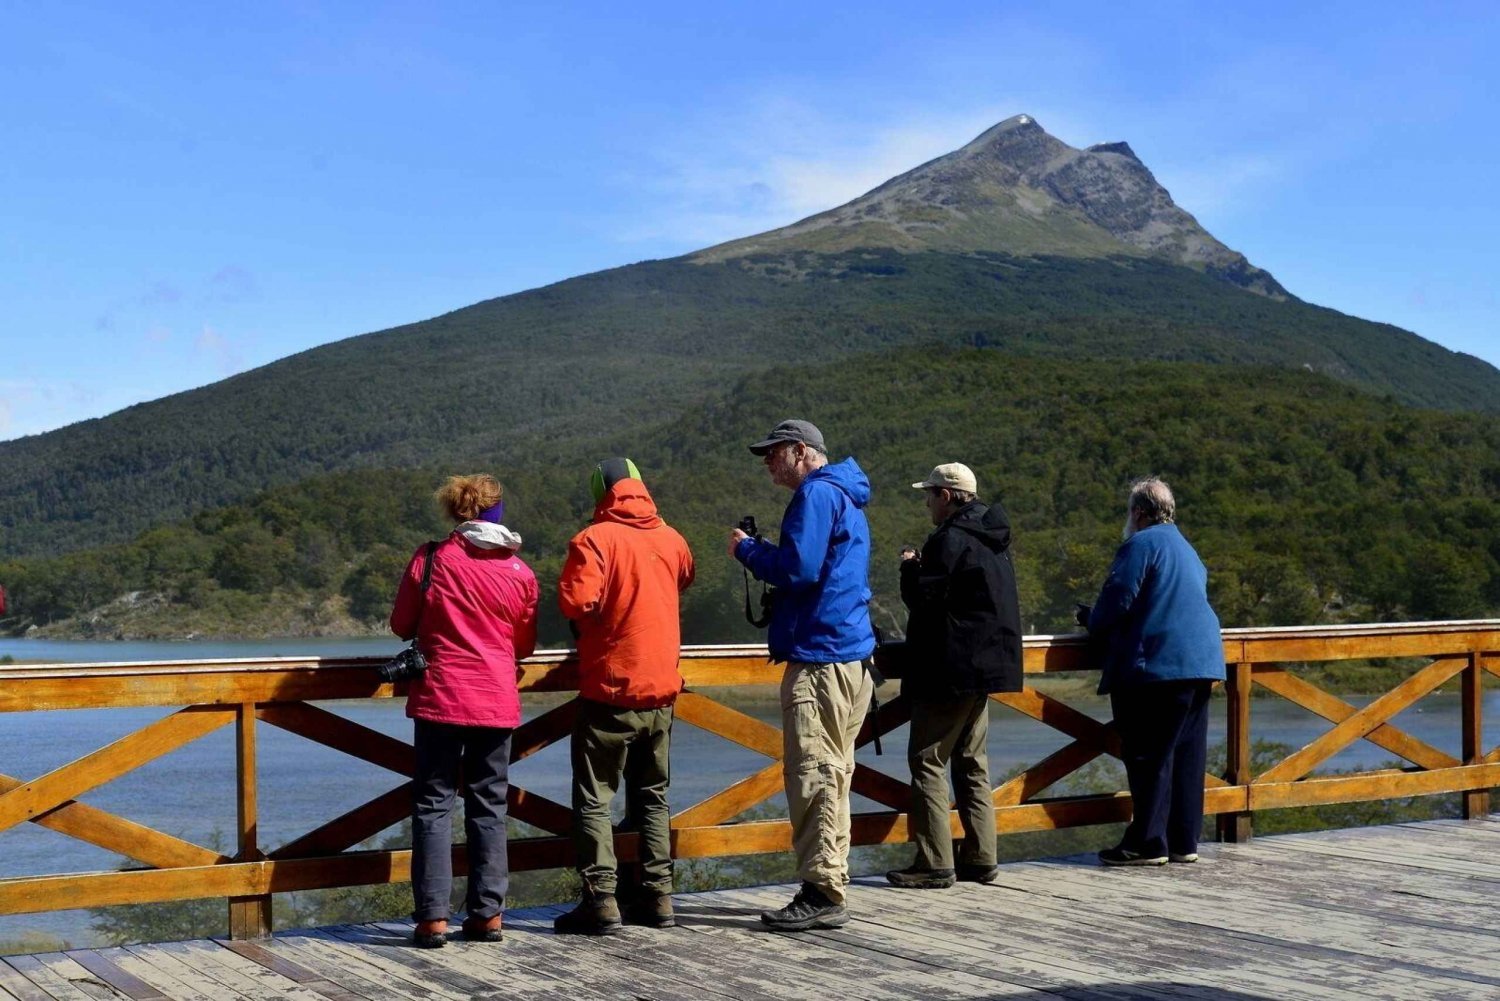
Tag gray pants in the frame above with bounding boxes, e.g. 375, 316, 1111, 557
570, 698, 674, 895
411, 719, 512, 922
907, 694, 997, 871
781, 660, 874, 905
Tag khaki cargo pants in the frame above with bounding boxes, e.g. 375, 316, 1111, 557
780, 659, 874, 905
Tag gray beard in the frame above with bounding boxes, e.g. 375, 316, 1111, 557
1122, 514, 1137, 543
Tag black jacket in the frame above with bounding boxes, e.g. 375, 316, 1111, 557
899, 501, 1024, 697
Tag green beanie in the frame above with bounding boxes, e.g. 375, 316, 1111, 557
590, 457, 641, 503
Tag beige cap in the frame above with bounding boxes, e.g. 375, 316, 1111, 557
911, 462, 977, 493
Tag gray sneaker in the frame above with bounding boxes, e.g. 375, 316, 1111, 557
1098, 846, 1168, 867
760, 882, 849, 932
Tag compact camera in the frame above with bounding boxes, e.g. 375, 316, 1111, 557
377, 644, 428, 683
738, 515, 761, 539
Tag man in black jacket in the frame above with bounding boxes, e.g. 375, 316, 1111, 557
887, 463, 1023, 889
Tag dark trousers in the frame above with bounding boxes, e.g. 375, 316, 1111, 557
1110, 679, 1212, 858
411, 719, 512, 922
571, 698, 674, 896
907, 694, 996, 871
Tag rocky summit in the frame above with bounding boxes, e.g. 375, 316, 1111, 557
695, 114, 1285, 298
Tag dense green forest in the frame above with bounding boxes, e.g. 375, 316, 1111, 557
3, 250, 1497, 560
4, 349, 1497, 643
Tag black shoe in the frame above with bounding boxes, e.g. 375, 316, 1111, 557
885, 866, 956, 889
760, 882, 849, 932
553, 891, 624, 936
1098, 846, 1168, 867
956, 863, 1000, 884
622, 893, 676, 928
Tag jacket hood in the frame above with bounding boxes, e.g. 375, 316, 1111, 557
456, 521, 524, 550
807, 457, 871, 508
950, 501, 1012, 553
592, 479, 664, 529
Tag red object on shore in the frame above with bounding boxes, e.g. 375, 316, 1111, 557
0, 583, 7, 616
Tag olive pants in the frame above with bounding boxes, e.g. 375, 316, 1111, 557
906, 694, 997, 871
570, 698, 674, 895
781, 659, 875, 906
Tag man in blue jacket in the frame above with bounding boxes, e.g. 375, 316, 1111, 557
729, 419, 876, 931
1084, 477, 1226, 866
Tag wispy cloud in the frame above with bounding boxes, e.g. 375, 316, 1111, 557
612, 99, 1019, 248
194, 324, 243, 374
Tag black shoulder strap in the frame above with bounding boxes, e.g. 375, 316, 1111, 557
419, 541, 438, 594
411, 541, 439, 635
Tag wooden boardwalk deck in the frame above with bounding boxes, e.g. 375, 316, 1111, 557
3, 818, 1496, 1001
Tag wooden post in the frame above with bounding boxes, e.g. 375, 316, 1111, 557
228, 702, 272, 939
1217, 662, 1254, 843
1461, 652, 1489, 820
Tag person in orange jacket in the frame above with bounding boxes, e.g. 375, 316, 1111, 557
554, 458, 695, 935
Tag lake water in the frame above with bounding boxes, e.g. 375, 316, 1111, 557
2, 638, 1493, 947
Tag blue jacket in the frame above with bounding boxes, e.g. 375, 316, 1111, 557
735, 458, 876, 664
1088, 523, 1225, 693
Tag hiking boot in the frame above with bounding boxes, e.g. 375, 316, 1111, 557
1098, 846, 1168, 867
623, 893, 676, 928
1169, 852, 1199, 864
553, 890, 623, 936
461, 913, 503, 942
759, 882, 849, 932
956, 863, 1000, 884
412, 918, 448, 948
885, 866, 956, 889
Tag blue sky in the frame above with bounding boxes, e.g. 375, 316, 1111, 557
2, 1, 1496, 441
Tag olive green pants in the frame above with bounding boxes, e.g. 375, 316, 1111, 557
907, 694, 997, 871
570, 698, 674, 895
781, 659, 875, 906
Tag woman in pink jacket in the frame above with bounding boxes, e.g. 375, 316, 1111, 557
389, 474, 538, 947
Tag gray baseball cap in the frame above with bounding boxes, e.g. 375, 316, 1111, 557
749, 419, 825, 455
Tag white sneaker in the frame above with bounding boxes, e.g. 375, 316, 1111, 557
1169, 852, 1199, 864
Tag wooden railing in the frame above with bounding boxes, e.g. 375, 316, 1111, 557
1, 621, 1495, 938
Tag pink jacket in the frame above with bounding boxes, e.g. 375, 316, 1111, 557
390, 524, 538, 728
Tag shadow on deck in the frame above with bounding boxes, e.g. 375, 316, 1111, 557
4, 818, 1498, 1001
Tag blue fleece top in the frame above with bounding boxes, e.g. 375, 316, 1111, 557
735, 457, 877, 664
1088, 523, 1226, 693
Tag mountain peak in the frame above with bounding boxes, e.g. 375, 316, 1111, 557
694, 114, 1286, 298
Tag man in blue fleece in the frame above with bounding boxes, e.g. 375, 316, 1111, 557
728, 419, 876, 931
1085, 477, 1226, 866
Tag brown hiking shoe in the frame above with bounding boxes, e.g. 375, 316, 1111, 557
461, 913, 503, 942
553, 890, 623, 936
412, 918, 448, 948
624, 893, 676, 928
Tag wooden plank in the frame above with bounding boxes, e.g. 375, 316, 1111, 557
506, 786, 574, 836
1462, 652, 1489, 819
147, 940, 328, 1001
0, 707, 235, 834
1256, 657, 1468, 783
848, 763, 911, 812
212, 941, 364, 1001
992, 736, 1105, 806
60, 952, 164, 1001
96, 947, 228, 1001
4, 955, 111, 1001
1253, 667, 1461, 769
270, 785, 411, 859
508, 698, 579, 762
673, 692, 783, 757
669, 761, 783, 828
0, 960, 52, 1001
0, 774, 224, 870
255, 704, 414, 776
252, 932, 471, 1001
1251, 763, 1500, 809
992, 688, 1121, 751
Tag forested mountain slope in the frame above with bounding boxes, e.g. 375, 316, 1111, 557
5, 350, 1496, 642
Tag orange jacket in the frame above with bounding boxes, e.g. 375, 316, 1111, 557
558, 480, 695, 708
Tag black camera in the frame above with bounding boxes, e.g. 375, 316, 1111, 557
738, 515, 760, 539
736, 515, 775, 628
377, 644, 428, 683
